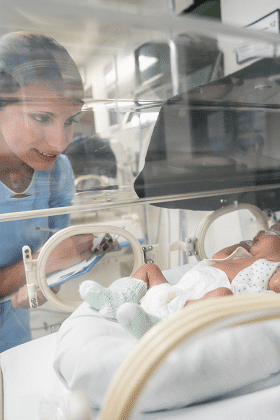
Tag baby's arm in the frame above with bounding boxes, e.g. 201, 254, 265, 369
212, 241, 251, 259
269, 270, 280, 293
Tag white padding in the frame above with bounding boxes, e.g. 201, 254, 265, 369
0, 333, 68, 420
53, 269, 280, 413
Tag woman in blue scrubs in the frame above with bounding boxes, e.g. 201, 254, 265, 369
0, 32, 94, 352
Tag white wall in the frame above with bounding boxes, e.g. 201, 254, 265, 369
221, 0, 280, 27
218, 1, 280, 76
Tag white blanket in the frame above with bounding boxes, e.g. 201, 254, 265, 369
53, 266, 280, 412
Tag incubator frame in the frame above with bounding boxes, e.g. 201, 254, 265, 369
23, 224, 145, 312
194, 203, 269, 259
1, 3, 280, 419
21, 203, 270, 312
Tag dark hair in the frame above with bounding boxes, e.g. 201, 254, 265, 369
0, 32, 84, 105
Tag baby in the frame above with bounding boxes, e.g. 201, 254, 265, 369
79, 223, 280, 339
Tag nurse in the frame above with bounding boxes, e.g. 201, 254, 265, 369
0, 32, 94, 352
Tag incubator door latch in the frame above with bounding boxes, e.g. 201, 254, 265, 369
169, 238, 198, 256
142, 244, 159, 263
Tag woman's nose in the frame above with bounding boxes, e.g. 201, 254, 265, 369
46, 125, 71, 153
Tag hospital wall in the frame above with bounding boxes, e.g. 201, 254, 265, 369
221, 0, 280, 27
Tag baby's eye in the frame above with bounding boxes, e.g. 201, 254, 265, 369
30, 114, 51, 123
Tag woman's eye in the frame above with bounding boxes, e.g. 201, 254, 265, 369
65, 116, 79, 127
30, 114, 50, 123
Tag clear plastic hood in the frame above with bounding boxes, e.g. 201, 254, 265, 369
1, 0, 280, 343
0, 1, 280, 218
135, 56, 280, 210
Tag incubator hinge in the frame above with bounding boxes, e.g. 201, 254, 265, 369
169, 238, 198, 256
142, 244, 159, 264
22, 245, 39, 309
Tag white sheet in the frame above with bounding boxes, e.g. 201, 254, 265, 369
138, 384, 280, 420
2, 326, 280, 420
2, 329, 280, 420
2, 264, 280, 419
53, 269, 280, 413
0, 332, 69, 420
0, 267, 194, 420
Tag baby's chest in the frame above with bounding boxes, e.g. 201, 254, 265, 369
233, 259, 279, 285
213, 258, 255, 282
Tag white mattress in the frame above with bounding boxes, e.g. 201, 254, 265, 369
0, 332, 69, 420
2, 263, 280, 420
139, 384, 280, 420
1, 329, 280, 420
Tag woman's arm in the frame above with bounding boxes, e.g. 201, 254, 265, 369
0, 259, 27, 298
212, 241, 251, 259
1, 233, 94, 308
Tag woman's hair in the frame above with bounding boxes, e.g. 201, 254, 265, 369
0, 32, 84, 105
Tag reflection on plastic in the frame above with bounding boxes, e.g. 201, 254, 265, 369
40, 392, 94, 420
40, 394, 67, 420
46, 233, 121, 288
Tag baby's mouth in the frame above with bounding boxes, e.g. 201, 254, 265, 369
253, 232, 262, 244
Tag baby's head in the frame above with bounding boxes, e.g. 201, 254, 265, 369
251, 228, 280, 261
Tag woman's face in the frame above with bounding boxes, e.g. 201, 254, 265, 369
0, 83, 82, 171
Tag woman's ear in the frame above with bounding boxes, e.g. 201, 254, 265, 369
0, 69, 19, 94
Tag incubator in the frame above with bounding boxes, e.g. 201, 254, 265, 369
0, 1, 280, 419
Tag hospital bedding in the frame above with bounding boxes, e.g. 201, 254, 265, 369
2, 265, 280, 419
2, 331, 280, 420
0, 333, 68, 420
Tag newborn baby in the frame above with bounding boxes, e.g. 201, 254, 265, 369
80, 226, 280, 338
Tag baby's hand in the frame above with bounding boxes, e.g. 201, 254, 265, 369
239, 241, 251, 252
269, 221, 280, 233
212, 241, 250, 259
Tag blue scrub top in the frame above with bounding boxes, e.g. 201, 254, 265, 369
0, 154, 75, 352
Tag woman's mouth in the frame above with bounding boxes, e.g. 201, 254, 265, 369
35, 149, 57, 160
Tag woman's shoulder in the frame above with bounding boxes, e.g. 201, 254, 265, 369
47, 155, 75, 194
52, 154, 72, 172
48, 154, 73, 179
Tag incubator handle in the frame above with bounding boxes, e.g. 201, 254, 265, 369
22, 245, 39, 309
32, 224, 145, 312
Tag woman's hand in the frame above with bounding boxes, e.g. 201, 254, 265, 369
11, 284, 60, 309
45, 233, 94, 273
11, 234, 93, 308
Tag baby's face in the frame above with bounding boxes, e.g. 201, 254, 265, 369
250, 230, 280, 260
